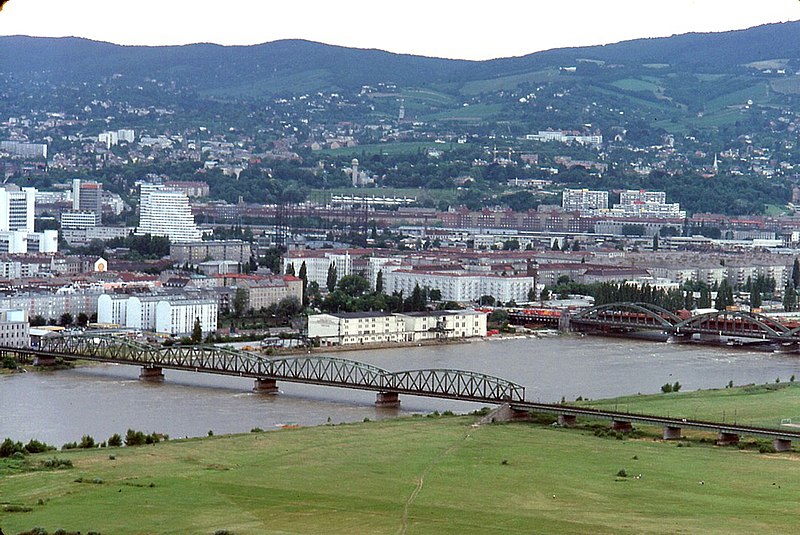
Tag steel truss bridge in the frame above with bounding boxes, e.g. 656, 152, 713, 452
4, 334, 526, 404
570, 302, 800, 343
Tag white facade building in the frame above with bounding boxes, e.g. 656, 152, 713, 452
136, 183, 201, 243
98, 294, 217, 335
282, 250, 353, 288
383, 270, 536, 304
155, 299, 217, 336
0, 308, 30, 348
611, 190, 686, 219
61, 210, 99, 230
0, 186, 36, 232
308, 310, 487, 346
562, 189, 608, 214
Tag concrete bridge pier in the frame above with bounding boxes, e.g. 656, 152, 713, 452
663, 426, 682, 440
375, 391, 400, 408
667, 333, 692, 344
773, 438, 792, 452
34, 355, 57, 366
253, 378, 279, 394
611, 420, 633, 433
139, 366, 164, 382
716, 432, 740, 446
558, 414, 577, 427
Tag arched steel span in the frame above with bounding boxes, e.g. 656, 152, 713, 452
674, 310, 791, 339
571, 302, 682, 329
571, 302, 800, 342
22, 334, 525, 403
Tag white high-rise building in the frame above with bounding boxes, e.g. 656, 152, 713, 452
562, 189, 608, 214
0, 186, 36, 233
136, 184, 201, 243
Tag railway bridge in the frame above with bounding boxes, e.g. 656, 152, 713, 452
569, 302, 800, 345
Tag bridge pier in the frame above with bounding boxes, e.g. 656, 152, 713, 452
34, 355, 57, 366
773, 438, 792, 452
668, 333, 692, 344
375, 391, 400, 408
139, 366, 164, 382
663, 425, 682, 440
558, 414, 577, 427
611, 420, 633, 433
253, 378, 279, 394
716, 432, 740, 446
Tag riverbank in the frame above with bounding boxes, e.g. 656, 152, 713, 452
2, 408, 798, 534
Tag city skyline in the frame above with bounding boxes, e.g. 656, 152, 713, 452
1, 0, 798, 60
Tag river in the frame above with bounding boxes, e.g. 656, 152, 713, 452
2, 335, 799, 445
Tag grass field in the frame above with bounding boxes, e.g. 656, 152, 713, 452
580, 382, 800, 429
610, 78, 661, 93
2, 408, 800, 534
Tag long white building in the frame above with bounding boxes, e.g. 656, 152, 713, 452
136, 183, 201, 243
97, 294, 217, 336
308, 310, 487, 346
383, 269, 536, 304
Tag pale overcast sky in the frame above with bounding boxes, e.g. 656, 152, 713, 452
2, 0, 800, 60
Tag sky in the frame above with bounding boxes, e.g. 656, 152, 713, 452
2, 0, 800, 60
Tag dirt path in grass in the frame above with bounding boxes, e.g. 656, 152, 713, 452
397, 429, 473, 535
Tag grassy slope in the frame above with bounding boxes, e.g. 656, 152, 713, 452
2, 414, 800, 534
580, 382, 800, 428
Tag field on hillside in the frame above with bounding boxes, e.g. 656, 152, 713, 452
2, 411, 799, 535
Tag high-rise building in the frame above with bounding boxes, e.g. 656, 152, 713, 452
136, 183, 202, 243
72, 179, 103, 214
0, 186, 36, 232
561, 189, 608, 214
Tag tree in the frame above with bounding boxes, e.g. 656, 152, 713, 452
652, 234, 659, 251
337, 275, 370, 297
715, 280, 734, 311
233, 288, 249, 318
527, 287, 537, 302
750, 285, 762, 309
326, 262, 337, 292
375, 270, 384, 294
191, 317, 202, 343
794, 258, 800, 289
540, 288, 551, 301
30, 315, 46, 327
107, 433, 123, 447
76, 312, 89, 327
298, 261, 308, 306
59, 313, 73, 327
285, 263, 296, 276
784, 281, 797, 312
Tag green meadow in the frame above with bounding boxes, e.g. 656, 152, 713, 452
2, 400, 799, 534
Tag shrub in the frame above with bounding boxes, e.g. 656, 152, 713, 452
61, 441, 78, 450
250, 427, 264, 433
41, 457, 73, 469
661, 383, 673, 393
617, 469, 628, 478
4, 504, 33, 512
